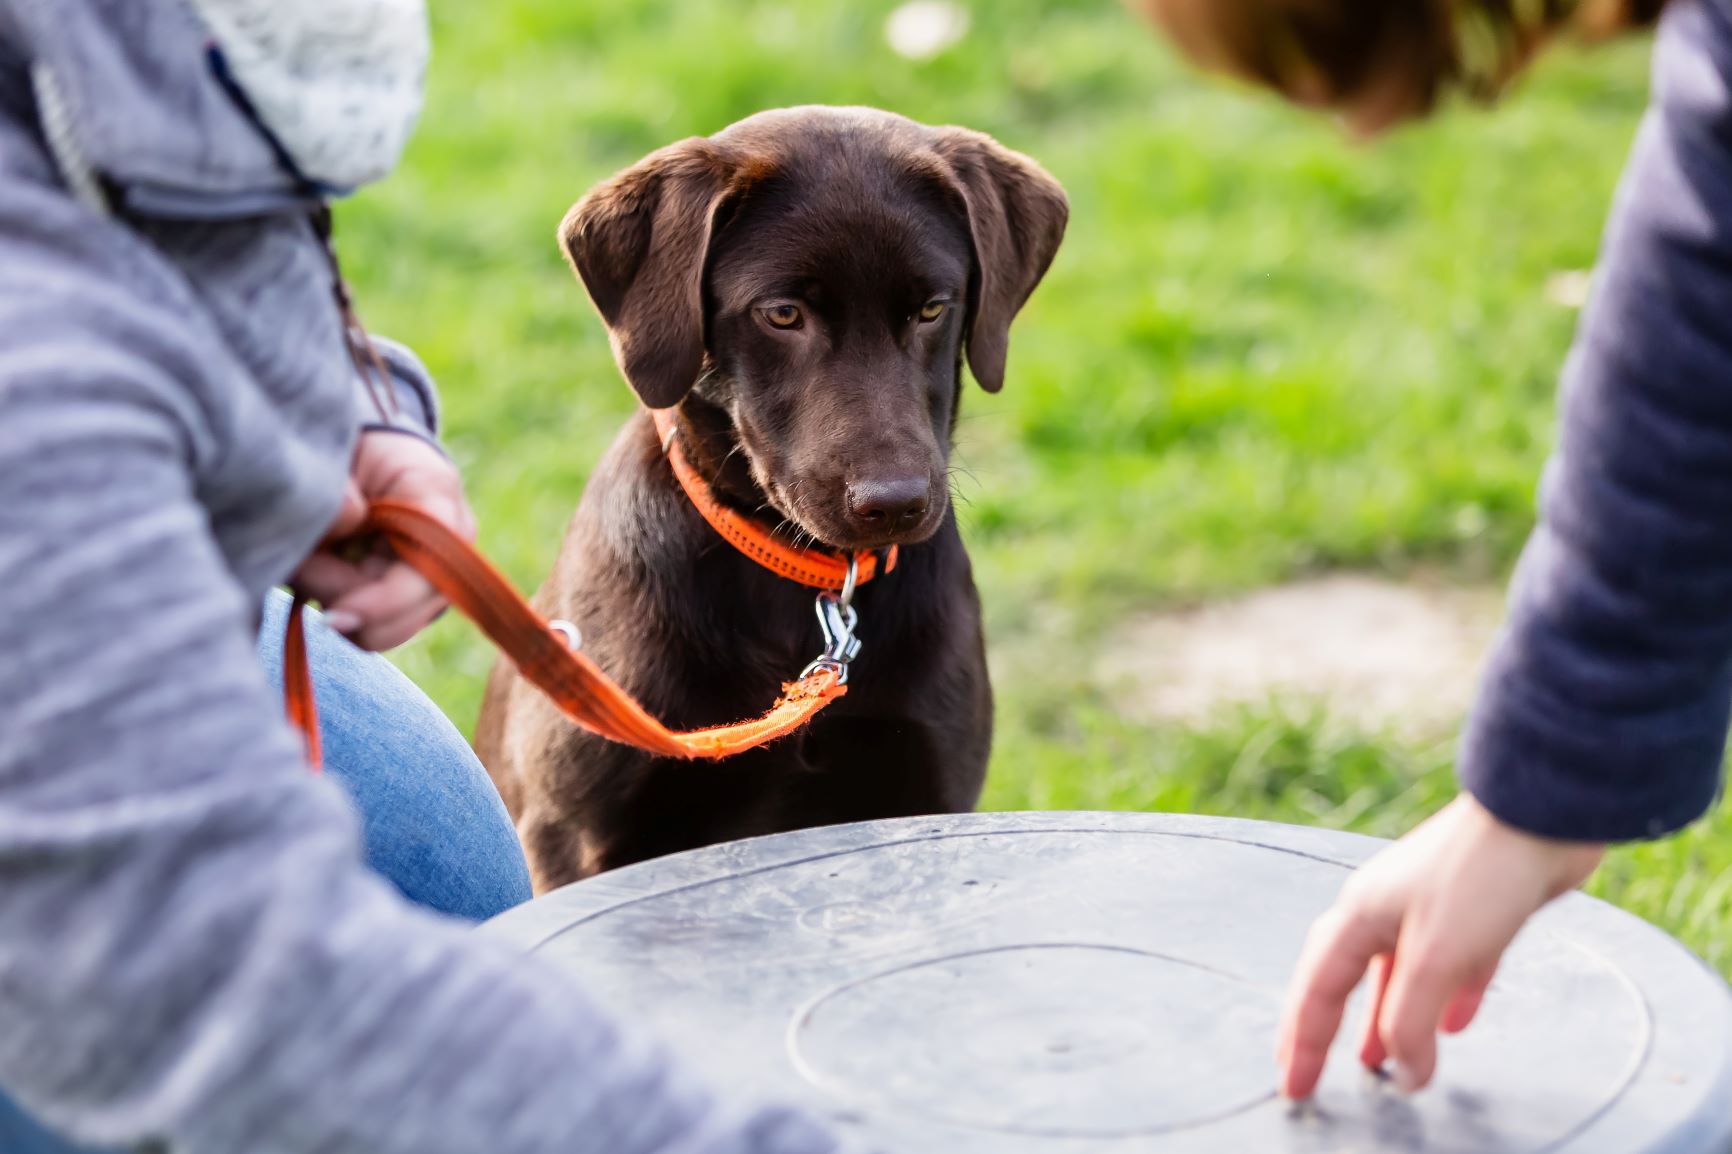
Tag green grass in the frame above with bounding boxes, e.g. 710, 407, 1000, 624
338, 1, 1732, 974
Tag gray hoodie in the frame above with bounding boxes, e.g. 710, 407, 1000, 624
0, 3, 844, 1152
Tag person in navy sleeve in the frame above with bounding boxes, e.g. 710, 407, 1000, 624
1135, 0, 1725, 1099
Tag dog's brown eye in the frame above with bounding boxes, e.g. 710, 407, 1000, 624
918, 300, 947, 323
763, 304, 803, 330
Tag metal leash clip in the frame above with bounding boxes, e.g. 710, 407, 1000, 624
803, 555, 863, 684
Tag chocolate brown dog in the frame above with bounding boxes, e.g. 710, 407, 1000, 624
475, 107, 1066, 890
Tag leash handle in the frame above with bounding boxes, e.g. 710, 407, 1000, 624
281, 499, 848, 766
283, 593, 324, 771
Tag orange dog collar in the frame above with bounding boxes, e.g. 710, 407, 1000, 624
650, 407, 897, 592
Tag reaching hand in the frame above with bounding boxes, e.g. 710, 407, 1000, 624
1277, 793, 1605, 1099
291, 430, 477, 652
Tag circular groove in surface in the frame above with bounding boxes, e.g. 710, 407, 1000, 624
790, 943, 1281, 1136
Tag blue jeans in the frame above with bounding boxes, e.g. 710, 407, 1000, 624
0, 591, 532, 1153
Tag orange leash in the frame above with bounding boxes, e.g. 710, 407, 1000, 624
281, 486, 883, 767
283, 592, 323, 772
284, 410, 899, 768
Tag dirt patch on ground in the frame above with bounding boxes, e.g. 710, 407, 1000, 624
1099, 575, 1505, 737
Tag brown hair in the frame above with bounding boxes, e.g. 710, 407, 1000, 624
1135, 0, 1668, 124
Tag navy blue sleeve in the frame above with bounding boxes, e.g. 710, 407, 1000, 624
1459, 0, 1732, 842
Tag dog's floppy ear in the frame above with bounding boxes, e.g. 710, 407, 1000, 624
559, 139, 739, 408
931, 130, 1069, 393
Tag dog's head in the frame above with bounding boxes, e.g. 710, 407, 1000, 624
561, 106, 1067, 551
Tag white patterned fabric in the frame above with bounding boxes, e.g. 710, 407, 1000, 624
185, 0, 429, 191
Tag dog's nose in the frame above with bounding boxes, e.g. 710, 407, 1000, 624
846, 476, 931, 529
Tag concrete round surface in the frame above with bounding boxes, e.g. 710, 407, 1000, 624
481, 812, 1732, 1153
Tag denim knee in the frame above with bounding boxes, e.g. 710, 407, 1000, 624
257, 591, 532, 921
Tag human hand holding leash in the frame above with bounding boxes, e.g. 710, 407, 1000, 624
292, 429, 477, 652
1277, 793, 1605, 1100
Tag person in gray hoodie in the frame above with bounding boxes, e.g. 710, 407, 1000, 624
0, 2, 854, 1152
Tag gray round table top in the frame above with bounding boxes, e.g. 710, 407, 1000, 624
481, 812, 1732, 1153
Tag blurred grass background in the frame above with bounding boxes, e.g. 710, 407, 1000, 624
338, 0, 1732, 973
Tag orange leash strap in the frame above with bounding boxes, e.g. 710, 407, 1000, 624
281, 500, 851, 764
283, 593, 324, 771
